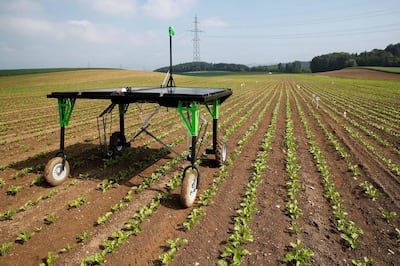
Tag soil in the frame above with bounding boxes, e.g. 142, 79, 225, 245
316, 68, 400, 81
0, 73, 399, 266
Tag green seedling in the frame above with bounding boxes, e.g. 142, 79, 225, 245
7, 185, 23, 196
380, 209, 397, 222
68, 195, 88, 209
16, 229, 35, 243
359, 181, 381, 200
44, 213, 59, 224
159, 238, 188, 265
39, 251, 58, 266
352, 256, 373, 266
1, 209, 16, 220
31, 175, 45, 186
81, 252, 105, 265
283, 239, 314, 265
0, 242, 13, 256
77, 231, 92, 243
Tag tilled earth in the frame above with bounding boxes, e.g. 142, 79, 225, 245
0, 70, 399, 265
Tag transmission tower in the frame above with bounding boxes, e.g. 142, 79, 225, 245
191, 15, 202, 62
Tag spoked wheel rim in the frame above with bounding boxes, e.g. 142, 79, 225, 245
110, 132, 126, 155
52, 163, 67, 180
216, 140, 227, 166
180, 166, 200, 208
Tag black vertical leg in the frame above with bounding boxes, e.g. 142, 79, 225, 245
191, 136, 197, 166
60, 125, 65, 152
59, 125, 66, 170
119, 109, 125, 143
212, 118, 218, 153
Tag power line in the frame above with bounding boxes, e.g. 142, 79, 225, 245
205, 23, 400, 40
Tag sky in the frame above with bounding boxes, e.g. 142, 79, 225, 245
0, 0, 400, 70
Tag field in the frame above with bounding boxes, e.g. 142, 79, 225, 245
0, 69, 399, 265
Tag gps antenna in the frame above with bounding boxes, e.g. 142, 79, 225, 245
167, 26, 176, 88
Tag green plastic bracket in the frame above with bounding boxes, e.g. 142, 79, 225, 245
206, 99, 220, 120
178, 101, 199, 137
58, 98, 76, 127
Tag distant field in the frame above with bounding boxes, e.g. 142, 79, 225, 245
355, 66, 400, 74
0, 68, 119, 76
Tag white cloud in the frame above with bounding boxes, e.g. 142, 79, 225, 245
202, 17, 228, 28
143, 0, 196, 20
0, 0, 44, 16
66, 19, 127, 43
78, 0, 138, 16
0, 16, 57, 37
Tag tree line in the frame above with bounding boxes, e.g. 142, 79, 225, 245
154, 61, 310, 73
310, 43, 400, 72
154, 43, 400, 74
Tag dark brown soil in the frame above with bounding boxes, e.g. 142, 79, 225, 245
0, 75, 399, 266
317, 68, 400, 80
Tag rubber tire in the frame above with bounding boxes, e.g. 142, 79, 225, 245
180, 166, 200, 208
215, 140, 227, 166
109, 131, 126, 155
44, 157, 70, 186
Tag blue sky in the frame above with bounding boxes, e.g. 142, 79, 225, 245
0, 0, 399, 70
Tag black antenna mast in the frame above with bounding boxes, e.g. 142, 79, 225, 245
167, 26, 176, 88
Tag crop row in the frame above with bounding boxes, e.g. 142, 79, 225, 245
282, 89, 314, 265
291, 89, 372, 263
80, 85, 272, 264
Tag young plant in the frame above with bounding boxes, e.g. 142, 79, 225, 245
282, 239, 314, 265
68, 195, 88, 209
352, 256, 373, 266
16, 229, 35, 244
380, 208, 397, 222
0, 242, 13, 256
97, 212, 113, 225
359, 181, 381, 200
159, 238, 188, 265
182, 207, 205, 231
31, 175, 45, 186
7, 185, 23, 196
218, 242, 250, 266
44, 213, 59, 225
76, 231, 92, 243
81, 252, 105, 265
1, 209, 16, 220
340, 221, 363, 249
39, 251, 58, 266
59, 244, 74, 254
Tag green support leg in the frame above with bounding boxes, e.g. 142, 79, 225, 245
57, 98, 76, 152
177, 101, 199, 165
